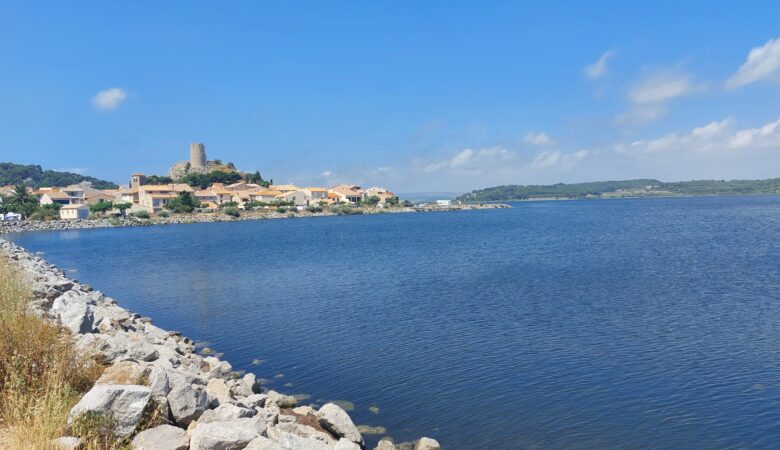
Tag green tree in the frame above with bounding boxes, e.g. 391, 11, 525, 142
114, 202, 132, 218
6, 185, 39, 217
88, 200, 114, 216
362, 195, 381, 207
386, 196, 400, 206
165, 191, 200, 213
29, 203, 60, 221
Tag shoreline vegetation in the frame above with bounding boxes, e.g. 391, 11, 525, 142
0, 239, 443, 450
455, 177, 780, 203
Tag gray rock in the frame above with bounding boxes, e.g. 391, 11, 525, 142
241, 393, 266, 409
53, 436, 83, 449
148, 366, 172, 397
207, 377, 234, 406
254, 407, 279, 426
275, 431, 330, 450
95, 361, 147, 385
265, 390, 298, 408
316, 403, 363, 445
53, 295, 95, 333
131, 424, 189, 450
245, 437, 283, 450
67, 384, 151, 438
374, 440, 395, 450
189, 417, 267, 450
334, 438, 362, 450
167, 383, 209, 427
197, 403, 256, 424
415, 437, 441, 450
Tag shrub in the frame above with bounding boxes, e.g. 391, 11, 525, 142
333, 206, 363, 216
305, 205, 323, 213
276, 207, 287, 214
224, 207, 240, 218
0, 258, 102, 448
157, 210, 170, 218
132, 210, 151, 219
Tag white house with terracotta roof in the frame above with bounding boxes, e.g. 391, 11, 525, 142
275, 190, 310, 206
302, 187, 328, 201
250, 189, 283, 203
138, 184, 194, 212
39, 190, 72, 206
328, 185, 365, 203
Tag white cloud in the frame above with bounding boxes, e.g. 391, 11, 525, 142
91, 87, 127, 111
725, 37, 780, 89
422, 147, 511, 174
523, 132, 553, 146
729, 118, 780, 149
615, 104, 668, 125
613, 116, 780, 157
377, 166, 391, 172
584, 48, 617, 79
629, 73, 698, 104
616, 70, 703, 125
320, 170, 333, 177
526, 149, 588, 170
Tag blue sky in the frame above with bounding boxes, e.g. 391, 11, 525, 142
1, 1, 780, 193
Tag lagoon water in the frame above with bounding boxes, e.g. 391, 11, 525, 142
9, 195, 780, 449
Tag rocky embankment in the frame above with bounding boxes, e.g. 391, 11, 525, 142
0, 204, 509, 235
0, 239, 441, 450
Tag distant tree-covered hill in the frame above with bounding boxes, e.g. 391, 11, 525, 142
0, 163, 118, 189
456, 178, 780, 202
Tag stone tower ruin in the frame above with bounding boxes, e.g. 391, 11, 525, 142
190, 143, 206, 169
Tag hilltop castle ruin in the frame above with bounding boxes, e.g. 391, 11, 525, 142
168, 143, 226, 178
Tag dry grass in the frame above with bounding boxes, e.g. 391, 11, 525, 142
0, 258, 104, 449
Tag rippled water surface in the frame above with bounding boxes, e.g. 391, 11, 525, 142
9, 196, 780, 449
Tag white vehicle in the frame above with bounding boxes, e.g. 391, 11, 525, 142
1, 212, 22, 221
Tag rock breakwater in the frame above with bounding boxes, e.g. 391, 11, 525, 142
0, 239, 441, 450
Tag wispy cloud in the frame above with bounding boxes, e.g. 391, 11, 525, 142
523, 132, 553, 146
628, 72, 699, 104
584, 48, 617, 79
91, 87, 127, 111
614, 116, 780, 157
725, 37, 780, 89
526, 150, 588, 170
617, 70, 703, 125
54, 167, 88, 175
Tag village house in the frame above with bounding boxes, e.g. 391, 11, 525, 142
269, 184, 299, 194
138, 184, 194, 212
275, 190, 310, 206
39, 190, 72, 206
328, 185, 365, 203
58, 204, 89, 220
194, 189, 220, 208
302, 187, 328, 202
114, 187, 139, 205
85, 192, 115, 205
209, 183, 236, 204
251, 189, 283, 203
364, 186, 396, 205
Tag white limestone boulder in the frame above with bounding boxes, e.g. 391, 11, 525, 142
189, 417, 267, 450
167, 383, 209, 427
131, 424, 189, 450
67, 384, 151, 438
415, 437, 441, 450
316, 403, 363, 446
